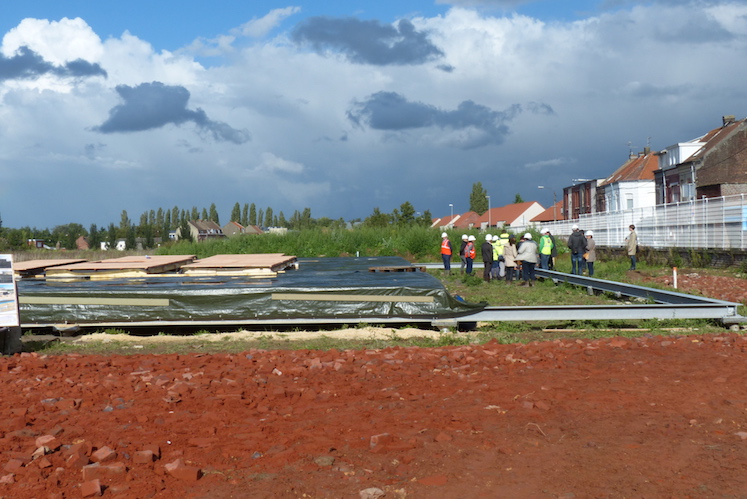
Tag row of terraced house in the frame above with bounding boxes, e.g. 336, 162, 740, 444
434, 115, 747, 251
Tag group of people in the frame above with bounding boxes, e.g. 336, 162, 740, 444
440, 230, 542, 286
566, 224, 596, 276
440, 223, 639, 283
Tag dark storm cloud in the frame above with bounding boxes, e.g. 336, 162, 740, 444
0, 46, 107, 82
93, 82, 250, 144
291, 17, 444, 65
348, 91, 543, 149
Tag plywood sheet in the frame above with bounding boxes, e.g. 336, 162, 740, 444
182, 254, 298, 272
14, 259, 88, 275
45, 255, 196, 278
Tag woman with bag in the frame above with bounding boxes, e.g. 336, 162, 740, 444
585, 230, 596, 276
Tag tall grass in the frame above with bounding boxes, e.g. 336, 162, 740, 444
156, 226, 455, 261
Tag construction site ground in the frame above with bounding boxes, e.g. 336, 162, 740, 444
1, 270, 747, 498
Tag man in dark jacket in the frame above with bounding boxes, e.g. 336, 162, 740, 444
481, 234, 494, 282
567, 224, 586, 275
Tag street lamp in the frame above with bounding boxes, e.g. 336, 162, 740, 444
486, 195, 491, 228
448, 203, 453, 227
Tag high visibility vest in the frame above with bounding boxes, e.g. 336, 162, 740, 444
441, 239, 452, 255
539, 235, 553, 255
466, 242, 476, 259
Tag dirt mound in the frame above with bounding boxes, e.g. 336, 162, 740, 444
2, 333, 747, 498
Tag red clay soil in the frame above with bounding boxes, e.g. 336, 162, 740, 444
644, 269, 747, 305
2, 272, 747, 498
1, 334, 747, 498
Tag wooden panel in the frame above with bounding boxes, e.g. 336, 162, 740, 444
272, 293, 434, 303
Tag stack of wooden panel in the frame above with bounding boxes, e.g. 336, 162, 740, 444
180, 254, 298, 277
43, 256, 197, 280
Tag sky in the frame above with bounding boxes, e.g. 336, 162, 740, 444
2, 0, 747, 229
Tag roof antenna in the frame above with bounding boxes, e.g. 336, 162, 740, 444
627, 141, 636, 158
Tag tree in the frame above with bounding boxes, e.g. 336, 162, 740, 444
156, 208, 164, 231
257, 209, 264, 227
107, 223, 117, 249
201, 207, 208, 220
289, 209, 301, 229
249, 203, 257, 226
514, 193, 524, 203
230, 202, 241, 223
51, 223, 86, 250
364, 207, 392, 227
264, 207, 273, 228
398, 201, 416, 226
301, 208, 312, 229
178, 219, 193, 242
209, 203, 219, 224
125, 225, 136, 250
142, 223, 154, 249
88, 223, 101, 250
278, 211, 288, 227
469, 182, 489, 214
191, 206, 199, 220
418, 209, 433, 226
241, 203, 249, 226
119, 210, 131, 237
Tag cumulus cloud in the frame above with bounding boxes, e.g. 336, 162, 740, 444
184, 7, 301, 56
347, 91, 531, 149
236, 7, 302, 38
524, 157, 577, 170
0, 46, 106, 82
254, 152, 305, 174
291, 17, 444, 65
436, 0, 533, 7
93, 82, 250, 144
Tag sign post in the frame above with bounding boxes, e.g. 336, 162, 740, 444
0, 255, 22, 354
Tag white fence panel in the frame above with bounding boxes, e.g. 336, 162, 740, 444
527, 194, 747, 250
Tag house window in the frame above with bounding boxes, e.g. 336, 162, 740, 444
626, 194, 634, 209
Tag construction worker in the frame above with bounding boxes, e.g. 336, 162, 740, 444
538, 228, 554, 270
440, 232, 452, 274
494, 232, 509, 279
458, 234, 469, 274
465, 235, 476, 275
481, 234, 494, 282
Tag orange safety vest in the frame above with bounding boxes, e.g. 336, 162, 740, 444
441, 239, 452, 255
466, 242, 476, 259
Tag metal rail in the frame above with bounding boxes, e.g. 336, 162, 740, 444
420, 263, 744, 328
534, 269, 735, 305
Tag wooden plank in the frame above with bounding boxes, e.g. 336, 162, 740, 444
13, 259, 88, 277
272, 293, 434, 303
45, 255, 196, 277
182, 254, 297, 271
20, 296, 170, 306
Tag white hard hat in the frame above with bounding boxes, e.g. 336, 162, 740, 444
462, 234, 468, 240
572, 224, 579, 230
586, 230, 594, 236
540, 228, 549, 234
524, 233, 532, 239
485, 234, 492, 241
468, 235, 476, 241
441, 232, 448, 238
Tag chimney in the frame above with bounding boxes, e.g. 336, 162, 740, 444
723, 115, 736, 126
643, 146, 650, 155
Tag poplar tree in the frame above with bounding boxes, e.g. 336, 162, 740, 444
231, 202, 241, 223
